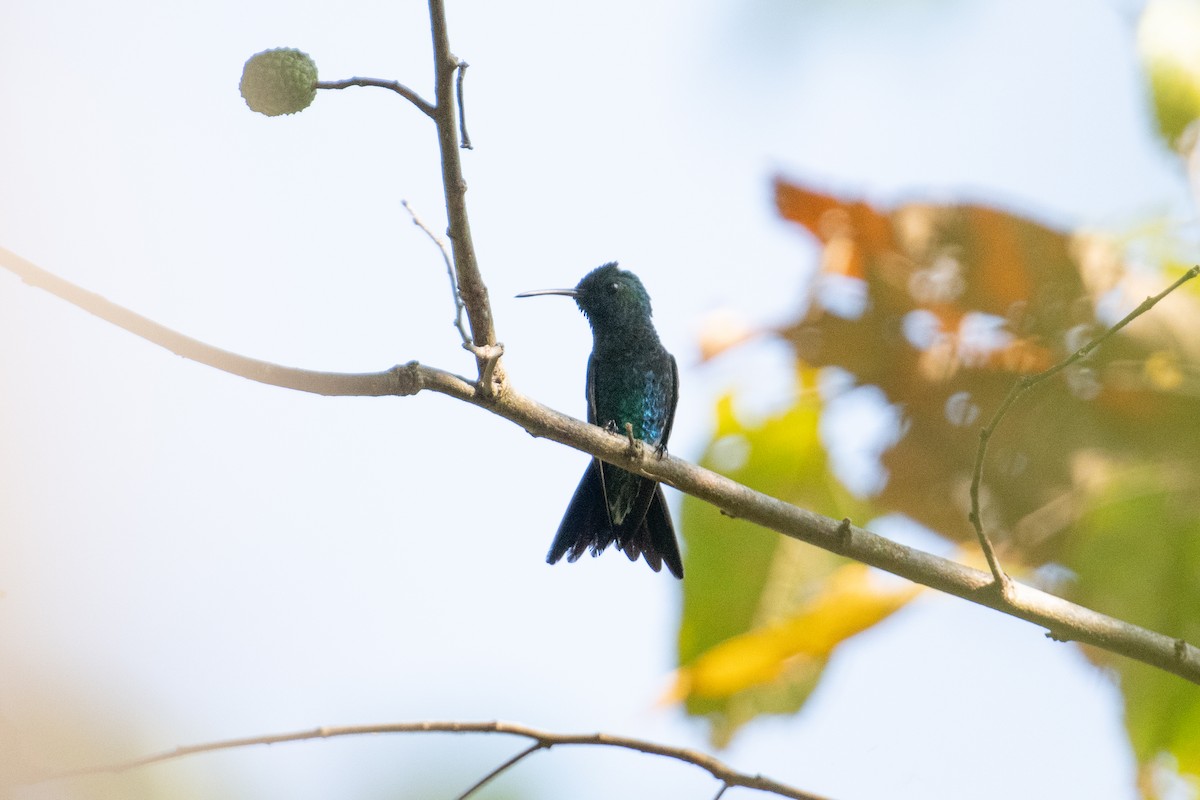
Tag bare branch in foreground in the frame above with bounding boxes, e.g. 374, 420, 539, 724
3, 245, 1200, 685
967, 265, 1200, 587
38, 721, 832, 800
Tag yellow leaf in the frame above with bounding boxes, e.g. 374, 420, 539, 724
671, 564, 920, 700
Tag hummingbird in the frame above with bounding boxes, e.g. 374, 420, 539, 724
517, 263, 684, 579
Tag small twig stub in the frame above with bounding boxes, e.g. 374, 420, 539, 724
455, 61, 473, 150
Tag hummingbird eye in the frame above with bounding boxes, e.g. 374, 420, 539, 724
608, 282, 621, 294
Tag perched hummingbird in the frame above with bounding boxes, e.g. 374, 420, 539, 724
517, 263, 684, 579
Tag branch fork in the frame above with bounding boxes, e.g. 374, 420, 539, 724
35, 721, 831, 800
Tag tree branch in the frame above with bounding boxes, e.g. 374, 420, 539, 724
38, 720, 832, 800
2, 243, 1199, 686
427, 0, 498, 389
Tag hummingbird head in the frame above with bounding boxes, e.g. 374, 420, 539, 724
517, 262, 654, 331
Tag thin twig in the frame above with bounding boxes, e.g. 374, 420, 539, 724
455, 61, 473, 150
401, 198, 471, 346
967, 450, 1010, 592
452, 741, 542, 800
713, 783, 731, 800
37, 721, 831, 800
314, 77, 435, 118
968, 265, 1200, 589
3, 245, 1200, 685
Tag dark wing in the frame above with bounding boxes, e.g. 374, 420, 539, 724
660, 354, 679, 448
583, 352, 614, 524
657, 357, 676, 450
585, 354, 597, 425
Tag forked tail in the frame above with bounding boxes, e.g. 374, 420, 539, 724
546, 461, 683, 579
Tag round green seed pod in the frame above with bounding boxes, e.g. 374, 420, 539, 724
240, 48, 317, 117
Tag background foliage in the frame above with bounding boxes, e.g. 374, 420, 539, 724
677, 2, 1200, 793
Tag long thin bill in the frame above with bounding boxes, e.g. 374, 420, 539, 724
514, 288, 578, 298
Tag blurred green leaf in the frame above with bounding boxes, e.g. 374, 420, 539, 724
1139, 0, 1200, 148
677, 373, 881, 745
1064, 469, 1200, 778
